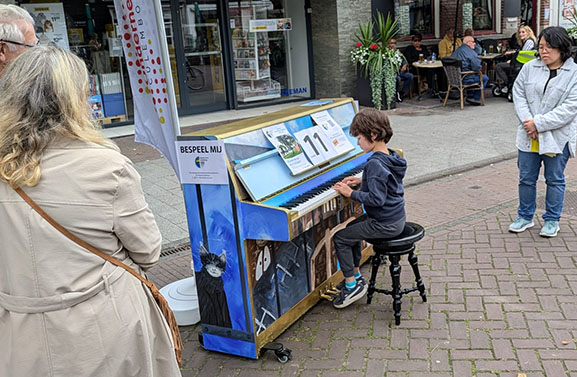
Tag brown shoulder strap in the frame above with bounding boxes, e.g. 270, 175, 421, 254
13, 187, 154, 290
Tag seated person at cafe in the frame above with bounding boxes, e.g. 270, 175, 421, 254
451, 36, 489, 105
495, 25, 537, 92
438, 27, 462, 58
403, 33, 425, 64
389, 38, 413, 102
464, 28, 482, 54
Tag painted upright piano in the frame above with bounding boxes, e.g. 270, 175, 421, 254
179, 98, 376, 361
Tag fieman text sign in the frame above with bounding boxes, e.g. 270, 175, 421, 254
176, 140, 228, 185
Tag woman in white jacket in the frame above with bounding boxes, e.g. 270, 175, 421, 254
509, 27, 577, 237
0, 46, 182, 376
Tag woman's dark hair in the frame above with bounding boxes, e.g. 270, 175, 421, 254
350, 108, 393, 143
412, 33, 423, 42
536, 26, 573, 62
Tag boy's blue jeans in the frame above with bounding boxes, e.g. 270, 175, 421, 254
517, 144, 570, 222
333, 214, 405, 278
463, 73, 488, 101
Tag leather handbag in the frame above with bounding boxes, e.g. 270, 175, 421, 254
14, 187, 183, 367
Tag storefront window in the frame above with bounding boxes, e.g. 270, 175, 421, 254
229, 0, 310, 105
177, 0, 227, 111
395, 0, 433, 37
19, 1, 134, 126
471, 0, 494, 30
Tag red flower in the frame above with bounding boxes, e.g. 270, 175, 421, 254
369, 44, 378, 50
356, 42, 362, 47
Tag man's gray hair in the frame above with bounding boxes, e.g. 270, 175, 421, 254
0, 5, 34, 52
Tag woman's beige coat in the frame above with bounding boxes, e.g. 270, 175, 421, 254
0, 138, 182, 377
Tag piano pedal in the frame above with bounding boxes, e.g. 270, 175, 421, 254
320, 284, 339, 300
320, 293, 335, 300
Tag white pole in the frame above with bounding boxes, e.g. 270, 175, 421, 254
153, 0, 181, 138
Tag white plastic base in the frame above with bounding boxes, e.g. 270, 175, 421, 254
159, 277, 200, 326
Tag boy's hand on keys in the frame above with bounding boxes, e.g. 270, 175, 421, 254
333, 182, 353, 198
342, 176, 361, 187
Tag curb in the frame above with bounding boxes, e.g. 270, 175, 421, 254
404, 151, 517, 188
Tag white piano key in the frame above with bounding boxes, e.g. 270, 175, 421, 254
293, 171, 362, 217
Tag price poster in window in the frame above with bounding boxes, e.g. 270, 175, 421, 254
22, 3, 70, 50
310, 111, 355, 155
294, 126, 338, 165
263, 123, 313, 175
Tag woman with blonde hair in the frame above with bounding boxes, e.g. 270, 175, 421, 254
0, 45, 182, 376
495, 25, 537, 93
517, 25, 537, 51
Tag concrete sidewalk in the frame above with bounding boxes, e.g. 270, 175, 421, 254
109, 95, 519, 249
110, 95, 577, 376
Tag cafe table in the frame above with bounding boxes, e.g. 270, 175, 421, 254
412, 60, 444, 101
478, 53, 504, 81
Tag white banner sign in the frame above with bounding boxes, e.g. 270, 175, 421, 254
22, 3, 69, 49
113, 0, 179, 171
176, 140, 228, 185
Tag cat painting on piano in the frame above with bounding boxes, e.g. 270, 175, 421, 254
179, 98, 392, 360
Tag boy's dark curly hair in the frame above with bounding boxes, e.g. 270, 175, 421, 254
349, 108, 393, 143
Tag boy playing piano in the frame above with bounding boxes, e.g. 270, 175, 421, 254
331, 108, 407, 308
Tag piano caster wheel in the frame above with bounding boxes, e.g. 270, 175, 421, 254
261, 342, 292, 363
275, 347, 292, 364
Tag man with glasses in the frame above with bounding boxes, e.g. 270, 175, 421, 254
0, 4, 37, 75
451, 36, 489, 105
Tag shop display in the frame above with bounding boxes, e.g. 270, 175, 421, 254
231, 5, 281, 102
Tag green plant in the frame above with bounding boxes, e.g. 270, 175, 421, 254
351, 12, 402, 110
568, 6, 577, 39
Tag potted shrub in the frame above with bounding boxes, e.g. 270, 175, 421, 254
351, 12, 402, 110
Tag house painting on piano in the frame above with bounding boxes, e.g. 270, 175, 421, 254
180, 98, 375, 359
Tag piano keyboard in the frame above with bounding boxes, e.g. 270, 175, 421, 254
280, 168, 363, 216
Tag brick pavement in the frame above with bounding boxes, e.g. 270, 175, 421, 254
147, 157, 577, 377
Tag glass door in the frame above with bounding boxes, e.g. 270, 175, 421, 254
176, 0, 228, 113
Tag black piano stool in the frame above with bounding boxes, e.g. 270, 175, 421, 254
366, 222, 427, 325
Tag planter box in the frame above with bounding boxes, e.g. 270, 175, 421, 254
356, 67, 396, 109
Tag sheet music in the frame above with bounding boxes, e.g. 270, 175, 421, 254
310, 110, 355, 154
263, 123, 313, 175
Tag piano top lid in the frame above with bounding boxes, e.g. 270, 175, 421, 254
183, 98, 355, 140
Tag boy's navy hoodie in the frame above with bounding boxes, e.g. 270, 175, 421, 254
350, 150, 406, 223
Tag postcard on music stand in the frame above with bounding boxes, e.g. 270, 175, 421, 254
294, 126, 338, 165
263, 123, 313, 175
310, 110, 355, 154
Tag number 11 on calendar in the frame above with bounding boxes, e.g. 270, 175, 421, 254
294, 127, 338, 165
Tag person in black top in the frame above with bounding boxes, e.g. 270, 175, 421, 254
403, 33, 425, 64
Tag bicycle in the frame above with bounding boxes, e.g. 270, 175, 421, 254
186, 63, 205, 91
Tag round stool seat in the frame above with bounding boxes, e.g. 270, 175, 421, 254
368, 222, 425, 253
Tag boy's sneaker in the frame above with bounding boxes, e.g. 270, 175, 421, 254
539, 220, 559, 237
333, 279, 368, 309
508, 217, 534, 233
335, 275, 366, 291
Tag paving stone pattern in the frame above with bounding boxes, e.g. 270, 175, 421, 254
146, 158, 577, 377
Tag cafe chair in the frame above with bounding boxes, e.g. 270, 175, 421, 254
441, 57, 485, 110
